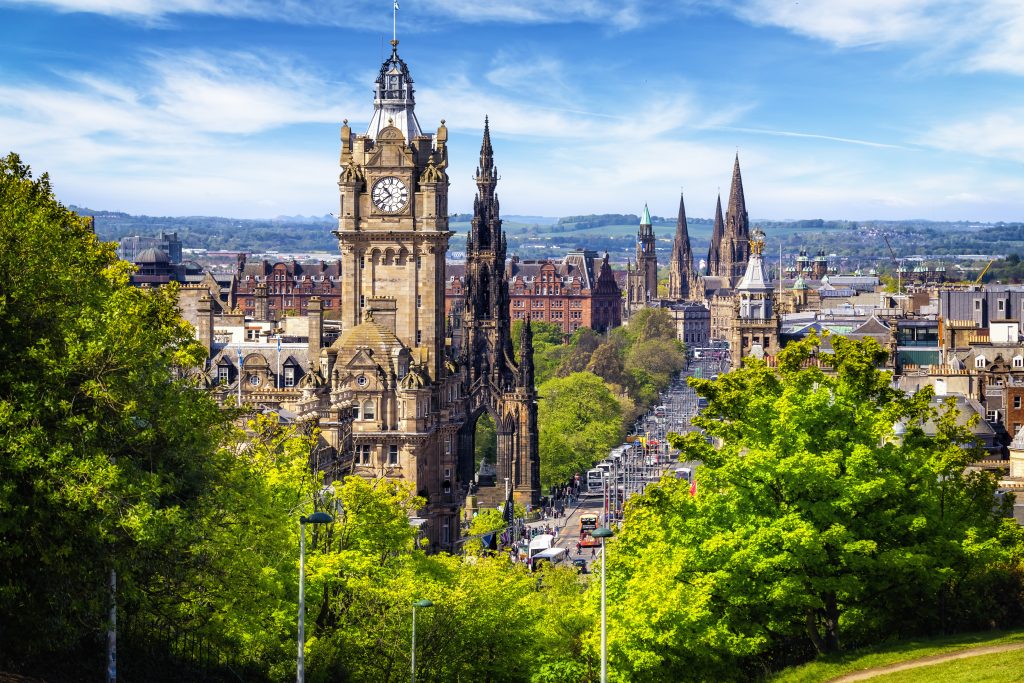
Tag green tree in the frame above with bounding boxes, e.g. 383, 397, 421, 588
538, 372, 623, 489
0, 153, 233, 671
593, 334, 1023, 681
475, 412, 497, 466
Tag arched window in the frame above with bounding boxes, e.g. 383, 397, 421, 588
362, 400, 375, 420
975, 356, 986, 369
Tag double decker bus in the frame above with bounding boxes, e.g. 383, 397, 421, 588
579, 513, 600, 548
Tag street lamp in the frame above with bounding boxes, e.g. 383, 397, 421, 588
411, 598, 434, 683
592, 526, 614, 683
298, 511, 333, 683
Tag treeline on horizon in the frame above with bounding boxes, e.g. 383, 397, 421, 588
74, 205, 1024, 263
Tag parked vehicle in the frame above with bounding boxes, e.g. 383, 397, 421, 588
571, 558, 588, 574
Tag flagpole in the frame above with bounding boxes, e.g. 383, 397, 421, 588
393, 0, 397, 43
276, 335, 281, 390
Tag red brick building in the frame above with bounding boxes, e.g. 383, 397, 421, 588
231, 256, 344, 319
446, 249, 622, 335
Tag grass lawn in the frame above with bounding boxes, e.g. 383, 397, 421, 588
769, 629, 1024, 683
875, 647, 1024, 682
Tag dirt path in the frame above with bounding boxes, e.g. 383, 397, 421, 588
828, 641, 1024, 682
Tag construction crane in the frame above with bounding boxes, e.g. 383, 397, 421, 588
882, 233, 902, 295
975, 258, 996, 285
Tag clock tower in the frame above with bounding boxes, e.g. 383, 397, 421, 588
336, 39, 450, 379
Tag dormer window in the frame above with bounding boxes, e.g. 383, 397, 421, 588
975, 356, 986, 369
1014, 356, 1023, 369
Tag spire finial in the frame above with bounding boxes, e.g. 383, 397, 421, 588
392, 0, 399, 44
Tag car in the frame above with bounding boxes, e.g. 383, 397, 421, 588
572, 558, 588, 574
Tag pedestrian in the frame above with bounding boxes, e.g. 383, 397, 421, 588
576, 541, 582, 554
591, 546, 596, 558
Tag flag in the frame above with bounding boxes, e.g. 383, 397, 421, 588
394, 0, 399, 9
277, 335, 281, 352
689, 479, 697, 497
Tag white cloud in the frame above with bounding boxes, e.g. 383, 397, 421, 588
725, 0, 1024, 77
918, 109, 1024, 163
2, 0, 662, 29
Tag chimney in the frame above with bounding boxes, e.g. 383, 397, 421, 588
308, 296, 323, 363
197, 295, 214, 355
366, 296, 397, 334
254, 282, 268, 321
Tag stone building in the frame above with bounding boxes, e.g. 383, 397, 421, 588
625, 205, 658, 317
189, 41, 541, 550
667, 192, 701, 301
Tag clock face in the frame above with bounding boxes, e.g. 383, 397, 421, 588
371, 176, 409, 213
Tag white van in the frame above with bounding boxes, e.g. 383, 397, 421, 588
674, 467, 693, 482
532, 547, 567, 571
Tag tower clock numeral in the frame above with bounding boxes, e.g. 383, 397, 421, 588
372, 176, 409, 213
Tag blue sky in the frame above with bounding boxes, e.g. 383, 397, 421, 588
1, 0, 1023, 222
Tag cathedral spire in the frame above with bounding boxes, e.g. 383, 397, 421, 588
708, 194, 724, 276
725, 153, 751, 281
727, 153, 749, 240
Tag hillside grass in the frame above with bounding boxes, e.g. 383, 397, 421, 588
769, 629, 1024, 683
876, 647, 1024, 682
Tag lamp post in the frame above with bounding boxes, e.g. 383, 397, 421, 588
592, 527, 614, 683
411, 598, 434, 683
298, 511, 333, 683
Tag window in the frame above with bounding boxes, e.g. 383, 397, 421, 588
1015, 396, 1022, 409
218, 365, 230, 384
417, 294, 422, 308
986, 410, 998, 423
356, 445, 372, 465
246, 328, 258, 341
975, 356, 986, 369
445, 467, 452, 478
445, 435, 452, 455
284, 367, 295, 388
441, 520, 450, 545
388, 445, 399, 466
975, 300, 982, 311
362, 400, 375, 420
416, 329, 422, 345
1015, 356, 1024, 369
999, 300, 1005, 312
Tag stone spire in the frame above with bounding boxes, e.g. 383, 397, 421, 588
518, 316, 534, 388
366, 40, 423, 142
469, 116, 499, 251
707, 194, 724, 277
724, 153, 751, 282
668, 192, 698, 300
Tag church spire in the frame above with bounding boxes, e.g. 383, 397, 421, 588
708, 194, 724, 276
668, 192, 696, 300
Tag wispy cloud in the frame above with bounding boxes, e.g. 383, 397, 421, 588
724, 0, 1024, 77
918, 108, 1024, 163
2, 0, 664, 29
718, 126, 912, 150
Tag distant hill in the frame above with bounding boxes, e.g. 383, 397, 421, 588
71, 206, 1022, 265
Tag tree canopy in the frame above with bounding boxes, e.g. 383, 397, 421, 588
596, 335, 1024, 681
